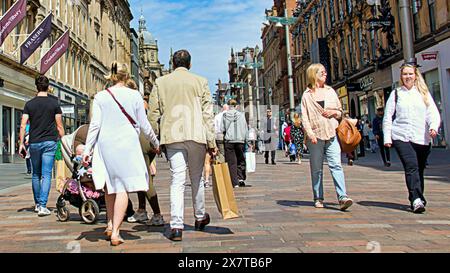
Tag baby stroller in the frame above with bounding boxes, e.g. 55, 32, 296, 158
56, 125, 105, 224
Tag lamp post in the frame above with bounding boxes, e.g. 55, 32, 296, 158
398, 0, 416, 64
265, 8, 297, 121
237, 48, 264, 130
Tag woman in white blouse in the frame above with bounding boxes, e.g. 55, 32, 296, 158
82, 62, 160, 245
383, 63, 440, 213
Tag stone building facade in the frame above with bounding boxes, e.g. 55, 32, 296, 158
0, 0, 133, 162
291, 0, 449, 147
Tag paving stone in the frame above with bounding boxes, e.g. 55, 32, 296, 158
1, 150, 450, 252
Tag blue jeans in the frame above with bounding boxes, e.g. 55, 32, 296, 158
306, 137, 348, 201
29, 141, 57, 207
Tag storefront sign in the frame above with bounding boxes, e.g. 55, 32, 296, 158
61, 105, 75, 114
360, 76, 374, 91
421, 52, 438, 61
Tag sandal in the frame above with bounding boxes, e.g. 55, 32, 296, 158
110, 236, 124, 246
104, 228, 112, 240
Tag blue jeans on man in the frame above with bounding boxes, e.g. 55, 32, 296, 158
29, 141, 57, 208
306, 137, 348, 201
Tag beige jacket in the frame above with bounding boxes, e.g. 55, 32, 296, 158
148, 67, 216, 148
301, 86, 342, 141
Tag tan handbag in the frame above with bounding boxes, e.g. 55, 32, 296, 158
336, 118, 361, 153
211, 161, 239, 220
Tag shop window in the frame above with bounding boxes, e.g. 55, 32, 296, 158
424, 69, 445, 147
428, 0, 436, 32
2, 106, 11, 159
14, 110, 22, 154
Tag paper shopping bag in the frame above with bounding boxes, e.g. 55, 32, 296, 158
55, 160, 71, 193
245, 152, 256, 173
211, 161, 239, 219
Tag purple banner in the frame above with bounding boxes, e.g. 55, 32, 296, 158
0, 0, 27, 46
20, 14, 53, 64
40, 30, 69, 74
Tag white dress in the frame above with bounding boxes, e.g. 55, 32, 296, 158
83, 87, 159, 194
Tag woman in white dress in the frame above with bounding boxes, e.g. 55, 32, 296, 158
82, 62, 160, 246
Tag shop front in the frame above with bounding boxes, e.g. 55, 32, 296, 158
50, 81, 90, 134
348, 67, 393, 124
0, 60, 37, 163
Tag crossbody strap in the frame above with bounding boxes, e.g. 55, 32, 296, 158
106, 88, 137, 127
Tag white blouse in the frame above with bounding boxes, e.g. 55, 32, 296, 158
383, 86, 441, 146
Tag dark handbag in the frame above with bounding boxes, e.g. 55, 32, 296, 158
106, 88, 137, 127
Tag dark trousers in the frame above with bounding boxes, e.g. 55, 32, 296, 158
393, 140, 431, 207
264, 150, 276, 163
377, 136, 391, 164
224, 142, 246, 186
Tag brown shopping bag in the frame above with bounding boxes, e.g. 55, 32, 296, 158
55, 160, 71, 193
211, 161, 239, 219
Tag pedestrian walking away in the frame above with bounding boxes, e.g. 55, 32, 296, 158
383, 62, 441, 214
82, 62, 160, 246
126, 79, 165, 226
301, 63, 353, 211
149, 49, 217, 241
290, 113, 304, 164
373, 107, 391, 166
214, 104, 229, 163
222, 99, 248, 188
19, 75, 65, 217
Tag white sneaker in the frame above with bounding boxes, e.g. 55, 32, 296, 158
339, 197, 353, 211
127, 211, 149, 223
38, 207, 51, 217
34, 204, 40, 213
314, 200, 324, 208
147, 214, 165, 226
413, 198, 425, 213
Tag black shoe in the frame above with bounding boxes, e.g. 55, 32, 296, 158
271, 161, 276, 165
384, 162, 391, 167
26, 170, 31, 175
239, 180, 246, 187
168, 229, 183, 241
194, 213, 210, 231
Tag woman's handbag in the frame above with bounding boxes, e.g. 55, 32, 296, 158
336, 118, 361, 153
211, 160, 239, 219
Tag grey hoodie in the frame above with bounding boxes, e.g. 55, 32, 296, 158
222, 108, 248, 143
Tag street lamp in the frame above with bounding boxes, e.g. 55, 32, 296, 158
265, 8, 297, 121
398, 0, 416, 64
235, 47, 264, 130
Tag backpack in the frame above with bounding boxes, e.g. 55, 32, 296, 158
336, 118, 362, 153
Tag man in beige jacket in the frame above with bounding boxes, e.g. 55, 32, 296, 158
149, 49, 217, 241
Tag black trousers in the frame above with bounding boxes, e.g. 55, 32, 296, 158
393, 140, 431, 207
224, 142, 246, 187
377, 135, 391, 164
264, 150, 276, 163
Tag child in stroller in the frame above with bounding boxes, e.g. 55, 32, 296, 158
56, 126, 105, 224
288, 142, 297, 162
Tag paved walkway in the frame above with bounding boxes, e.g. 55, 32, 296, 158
0, 148, 449, 253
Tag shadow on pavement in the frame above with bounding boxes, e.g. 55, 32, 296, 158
75, 227, 141, 242
357, 201, 410, 212
276, 200, 342, 211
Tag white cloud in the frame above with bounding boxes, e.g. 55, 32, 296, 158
130, 0, 273, 92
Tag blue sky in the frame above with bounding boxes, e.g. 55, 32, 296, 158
129, 0, 272, 93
